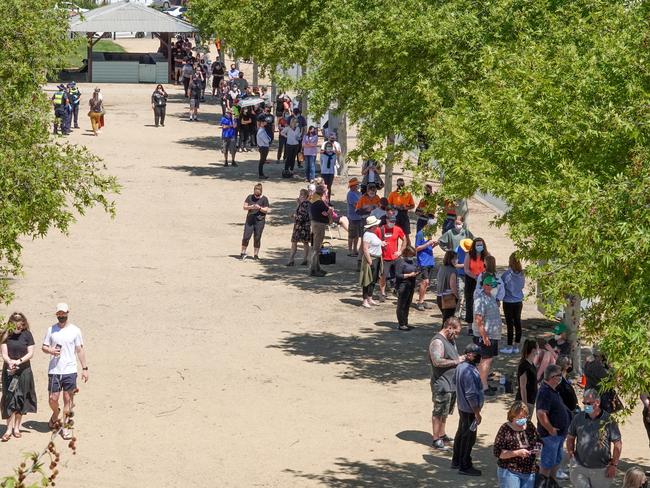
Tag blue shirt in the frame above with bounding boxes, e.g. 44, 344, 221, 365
536, 382, 571, 437
455, 245, 467, 276
502, 268, 525, 303
415, 230, 435, 267
346, 190, 362, 221
455, 361, 484, 413
220, 116, 236, 139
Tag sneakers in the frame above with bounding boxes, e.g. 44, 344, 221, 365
311, 270, 327, 277
415, 303, 425, 311
442, 435, 454, 444
458, 467, 482, 476
424, 302, 434, 309
378, 294, 387, 303
231, 162, 238, 167
512, 346, 520, 354
556, 469, 569, 480
253, 255, 260, 261
432, 438, 449, 450
501, 346, 513, 354
484, 388, 496, 397
240, 253, 247, 260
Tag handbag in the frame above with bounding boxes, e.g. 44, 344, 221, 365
318, 242, 336, 265
441, 293, 457, 309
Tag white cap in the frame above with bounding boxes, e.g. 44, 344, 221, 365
56, 302, 69, 313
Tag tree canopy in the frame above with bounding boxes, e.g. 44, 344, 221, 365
191, 0, 650, 410
0, 0, 119, 305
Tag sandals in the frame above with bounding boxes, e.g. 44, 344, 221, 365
1, 433, 10, 442
61, 429, 73, 440
12, 430, 21, 439
48, 417, 59, 430
398, 325, 414, 331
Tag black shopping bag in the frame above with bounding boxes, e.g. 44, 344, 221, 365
319, 242, 336, 265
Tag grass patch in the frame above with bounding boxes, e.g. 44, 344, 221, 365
61, 39, 126, 69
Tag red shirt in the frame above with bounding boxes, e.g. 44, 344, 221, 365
374, 224, 405, 261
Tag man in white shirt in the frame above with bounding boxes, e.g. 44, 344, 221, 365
42, 303, 89, 438
320, 133, 342, 196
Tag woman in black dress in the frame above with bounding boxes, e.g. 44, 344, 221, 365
287, 189, 311, 266
394, 245, 419, 331
1, 312, 37, 441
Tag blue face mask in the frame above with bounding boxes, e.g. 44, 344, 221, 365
584, 405, 594, 415
515, 418, 527, 427
475, 245, 484, 253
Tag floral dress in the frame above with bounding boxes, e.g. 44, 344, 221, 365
291, 200, 311, 243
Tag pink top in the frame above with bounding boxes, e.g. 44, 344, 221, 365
302, 134, 319, 156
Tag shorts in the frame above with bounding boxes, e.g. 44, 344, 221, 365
396, 212, 411, 235
473, 335, 499, 358
348, 220, 363, 239
382, 260, 396, 280
222, 137, 237, 156
212, 76, 223, 88
48, 373, 77, 393
418, 265, 435, 282
540, 434, 566, 469
190, 98, 200, 109
431, 388, 456, 417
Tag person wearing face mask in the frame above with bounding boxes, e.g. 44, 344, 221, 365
472, 274, 502, 396
473, 255, 505, 306
501, 253, 526, 354
623, 468, 648, 488
555, 355, 579, 416
515, 339, 539, 417
151, 84, 168, 127
355, 185, 381, 218
463, 237, 488, 324
360, 216, 384, 308
548, 322, 571, 356
493, 402, 541, 488
566, 389, 622, 488
319, 134, 341, 196
241, 184, 270, 260
393, 245, 419, 331
429, 317, 463, 450
302, 126, 319, 182
535, 365, 571, 487
415, 219, 439, 311
415, 184, 436, 232
452, 343, 484, 476
387, 178, 415, 240
1, 312, 37, 442
346, 178, 363, 257
42, 303, 88, 440
438, 216, 473, 253
374, 215, 407, 301
282, 118, 302, 175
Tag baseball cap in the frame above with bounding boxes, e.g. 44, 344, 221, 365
56, 303, 69, 313
465, 343, 481, 355
387, 215, 397, 222
553, 323, 567, 335
481, 274, 498, 287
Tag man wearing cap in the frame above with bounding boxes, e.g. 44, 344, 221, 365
374, 214, 406, 300
414, 218, 438, 311
565, 388, 622, 488
387, 178, 415, 240
41, 303, 88, 439
346, 178, 363, 257
67, 82, 81, 129
220, 109, 238, 167
429, 316, 464, 450
452, 343, 484, 476
472, 274, 502, 396
549, 323, 571, 356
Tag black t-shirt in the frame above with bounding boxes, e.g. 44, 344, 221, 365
189, 81, 202, 99
536, 382, 571, 437
4, 330, 35, 371
212, 62, 224, 77
310, 199, 330, 224
245, 194, 269, 222
548, 338, 571, 356
556, 377, 578, 414
515, 359, 538, 404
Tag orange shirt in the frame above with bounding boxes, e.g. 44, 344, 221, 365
356, 194, 381, 210
469, 256, 486, 277
388, 191, 415, 209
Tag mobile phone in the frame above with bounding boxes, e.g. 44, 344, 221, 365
55, 344, 62, 351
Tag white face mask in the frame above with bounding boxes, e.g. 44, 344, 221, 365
490, 288, 498, 298
427, 218, 437, 226
455, 223, 463, 231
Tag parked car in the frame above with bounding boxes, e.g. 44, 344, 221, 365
59, 2, 89, 16
150, 0, 180, 9
163, 6, 187, 18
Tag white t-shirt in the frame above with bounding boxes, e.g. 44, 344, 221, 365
363, 231, 383, 257
43, 324, 84, 375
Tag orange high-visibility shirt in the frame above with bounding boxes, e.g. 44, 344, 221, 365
388, 191, 415, 209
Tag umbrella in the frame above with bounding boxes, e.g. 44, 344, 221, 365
238, 97, 264, 107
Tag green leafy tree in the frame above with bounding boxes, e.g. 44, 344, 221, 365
0, 0, 119, 304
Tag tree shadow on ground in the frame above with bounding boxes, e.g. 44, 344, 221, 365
162, 160, 315, 184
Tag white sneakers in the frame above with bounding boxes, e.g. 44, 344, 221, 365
501, 345, 520, 355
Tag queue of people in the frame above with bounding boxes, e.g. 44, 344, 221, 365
1, 303, 89, 442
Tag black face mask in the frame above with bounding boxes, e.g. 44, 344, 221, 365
566, 367, 573, 374
57, 316, 68, 324
468, 354, 481, 366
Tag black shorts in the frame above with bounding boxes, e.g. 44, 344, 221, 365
48, 373, 78, 393
418, 265, 435, 282
472, 335, 499, 358
212, 76, 223, 88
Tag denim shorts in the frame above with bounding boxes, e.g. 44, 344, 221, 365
497, 467, 535, 488
540, 434, 566, 469
48, 373, 78, 393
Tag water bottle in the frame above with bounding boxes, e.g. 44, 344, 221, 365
470, 419, 477, 431
497, 376, 506, 395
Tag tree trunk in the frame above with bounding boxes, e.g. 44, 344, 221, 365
252, 60, 258, 86
384, 134, 396, 196
565, 294, 582, 375
338, 112, 347, 176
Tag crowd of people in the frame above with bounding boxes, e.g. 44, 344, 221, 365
1, 304, 89, 443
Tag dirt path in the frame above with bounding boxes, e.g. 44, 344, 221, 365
0, 44, 647, 487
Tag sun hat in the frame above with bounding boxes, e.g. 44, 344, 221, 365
460, 239, 473, 252
56, 303, 69, 313
481, 274, 498, 287
364, 215, 381, 229
348, 177, 359, 188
